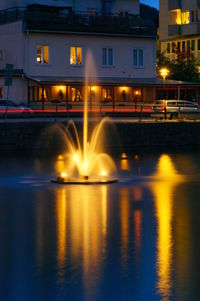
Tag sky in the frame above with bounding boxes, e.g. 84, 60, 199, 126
141, 0, 159, 9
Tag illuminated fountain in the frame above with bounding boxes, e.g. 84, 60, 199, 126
53, 51, 117, 184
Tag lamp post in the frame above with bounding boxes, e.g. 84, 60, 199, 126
159, 68, 170, 120
159, 68, 169, 88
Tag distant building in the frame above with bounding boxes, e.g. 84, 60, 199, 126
0, 0, 158, 107
160, 0, 200, 72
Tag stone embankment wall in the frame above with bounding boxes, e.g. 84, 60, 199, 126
0, 121, 200, 152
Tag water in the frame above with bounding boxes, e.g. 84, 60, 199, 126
0, 151, 200, 301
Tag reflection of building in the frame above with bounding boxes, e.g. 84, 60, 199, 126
0, 0, 159, 106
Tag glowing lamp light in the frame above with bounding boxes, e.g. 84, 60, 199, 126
91, 86, 96, 92
73, 154, 79, 163
58, 155, 63, 160
101, 170, 108, 177
134, 154, 139, 161
160, 68, 170, 80
61, 172, 67, 178
59, 86, 64, 92
121, 153, 128, 160
37, 57, 41, 62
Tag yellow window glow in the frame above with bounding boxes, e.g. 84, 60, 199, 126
37, 45, 49, 64
70, 47, 76, 65
70, 46, 82, 65
43, 46, 49, 64
76, 47, 82, 65
182, 11, 190, 24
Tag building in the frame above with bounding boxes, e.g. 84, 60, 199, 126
160, 0, 200, 71
0, 0, 160, 108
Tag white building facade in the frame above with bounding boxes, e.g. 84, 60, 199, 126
0, 0, 157, 106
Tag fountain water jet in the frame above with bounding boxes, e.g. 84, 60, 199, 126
52, 51, 118, 184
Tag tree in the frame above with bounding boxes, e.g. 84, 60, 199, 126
157, 45, 200, 83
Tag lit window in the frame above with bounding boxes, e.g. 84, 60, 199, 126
102, 48, 114, 66
176, 10, 181, 24
70, 47, 82, 65
37, 45, 49, 64
133, 49, 144, 67
182, 11, 190, 24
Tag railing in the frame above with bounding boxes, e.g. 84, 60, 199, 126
24, 11, 155, 36
29, 101, 153, 115
1, 102, 200, 121
168, 0, 181, 11
0, 7, 24, 25
0, 7, 156, 36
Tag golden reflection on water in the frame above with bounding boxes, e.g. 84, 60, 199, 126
55, 184, 108, 296
54, 156, 65, 175
150, 154, 184, 300
56, 188, 67, 274
134, 209, 142, 261
133, 186, 143, 260
120, 155, 130, 171
120, 188, 130, 268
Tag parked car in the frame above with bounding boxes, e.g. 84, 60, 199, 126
0, 100, 33, 116
152, 100, 199, 119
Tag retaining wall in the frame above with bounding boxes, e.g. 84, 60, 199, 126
0, 121, 200, 153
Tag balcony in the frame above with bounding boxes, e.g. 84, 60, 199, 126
168, 0, 200, 11
168, 0, 181, 11
181, 22, 200, 35
169, 22, 200, 36
0, 7, 156, 38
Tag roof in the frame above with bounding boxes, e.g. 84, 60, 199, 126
25, 75, 200, 86
27, 0, 72, 8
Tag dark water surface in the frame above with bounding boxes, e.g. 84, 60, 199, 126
0, 151, 200, 301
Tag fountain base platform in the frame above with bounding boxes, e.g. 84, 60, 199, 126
52, 177, 118, 185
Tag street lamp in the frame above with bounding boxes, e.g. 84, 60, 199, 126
159, 68, 170, 120
159, 68, 170, 87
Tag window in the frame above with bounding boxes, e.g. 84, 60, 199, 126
167, 43, 170, 54
182, 41, 185, 51
182, 11, 190, 24
177, 41, 181, 52
133, 49, 144, 67
187, 40, 190, 51
172, 42, 176, 53
0, 50, 3, 61
191, 10, 199, 23
0, 87, 2, 98
102, 48, 114, 66
105, 1, 111, 14
191, 40, 195, 51
70, 47, 82, 65
37, 45, 49, 64
198, 39, 200, 51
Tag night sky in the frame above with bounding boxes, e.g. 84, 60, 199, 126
141, 0, 159, 9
